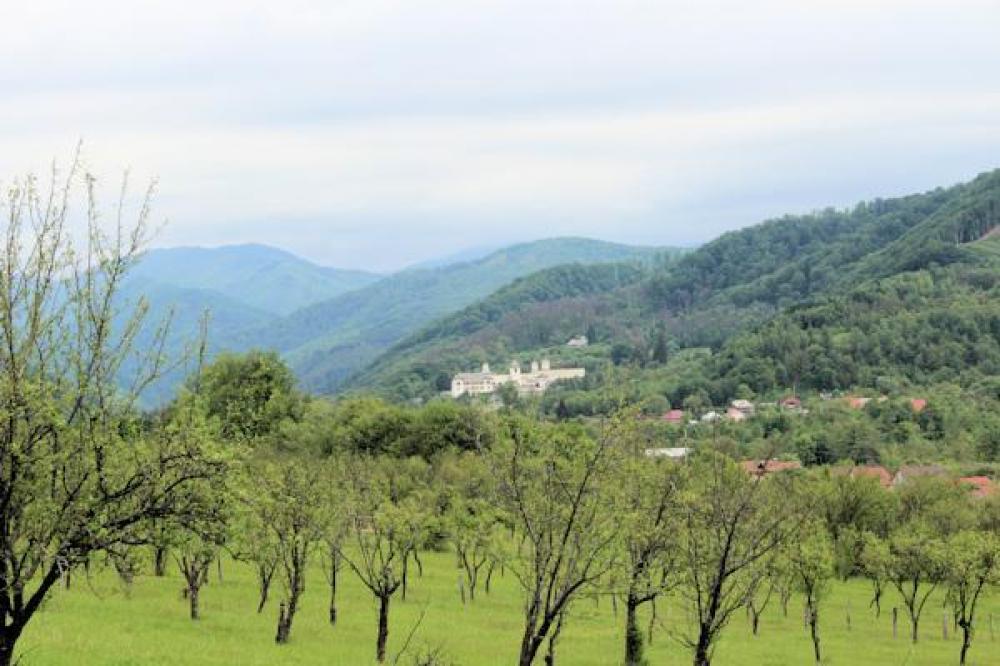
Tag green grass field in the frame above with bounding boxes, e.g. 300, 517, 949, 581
21, 549, 1000, 665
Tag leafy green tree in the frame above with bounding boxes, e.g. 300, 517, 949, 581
342, 456, 426, 663
197, 350, 304, 443
0, 161, 225, 665
678, 454, 803, 666
244, 460, 325, 643
941, 531, 1000, 664
875, 528, 946, 643
788, 522, 834, 663
441, 453, 502, 603
614, 415, 686, 666
490, 418, 622, 666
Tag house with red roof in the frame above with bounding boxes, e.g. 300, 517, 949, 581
846, 396, 872, 410
661, 409, 685, 425
850, 464, 892, 488
910, 398, 928, 412
958, 476, 996, 499
779, 396, 802, 410
741, 459, 802, 478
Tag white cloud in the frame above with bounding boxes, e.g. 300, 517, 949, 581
2, 1, 999, 269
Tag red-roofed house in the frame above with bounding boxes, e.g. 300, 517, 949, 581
726, 407, 747, 422
847, 396, 872, 410
662, 409, 685, 425
958, 476, 996, 499
910, 398, 928, 412
779, 396, 802, 410
850, 465, 892, 489
741, 459, 802, 478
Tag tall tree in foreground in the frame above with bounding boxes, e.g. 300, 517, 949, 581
614, 416, 686, 666
441, 452, 502, 603
245, 460, 325, 644
679, 454, 802, 666
319, 457, 349, 625
0, 161, 224, 665
788, 521, 833, 664
942, 530, 1000, 664
341, 456, 424, 663
489, 417, 622, 666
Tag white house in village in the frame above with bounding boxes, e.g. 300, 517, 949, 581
450, 359, 585, 398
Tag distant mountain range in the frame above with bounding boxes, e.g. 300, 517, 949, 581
130, 244, 381, 316
124, 237, 675, 403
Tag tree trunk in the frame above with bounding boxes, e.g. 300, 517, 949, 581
518, 615, 542, 666
257, 564, 273, 613
959, 620, 971, 665
693, 625, 712, 666
376, 593, 390, 663
0, 627, 23, 666
154, 547, 167, 577
625, 595, 644, 666
328, 554, 339, 625
808, 606, 821, 664
275, 602, 290, 644
401, 554, 409, 601
189, 584, 200, 620
911, 615, 919, 643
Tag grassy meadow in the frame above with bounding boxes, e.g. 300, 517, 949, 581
20, 549, 1000, 666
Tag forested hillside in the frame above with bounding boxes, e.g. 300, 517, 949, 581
351, 169, 1000, 405
239, 238, 671, 393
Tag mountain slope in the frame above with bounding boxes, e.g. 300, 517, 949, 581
241, 238, 672, 393
131, 244, 381, 315
350, 169, 1000, 404
346, 262, 650, 397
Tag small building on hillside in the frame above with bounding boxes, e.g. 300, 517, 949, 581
644, 447, 691, 460
892, 464, 948, 487
910, 398, 928, 413
566, 335, 589, 348
958, 476, 996, 499
847, 396, 873, 410
451, 359, 585, 398
726, 407, 747, 422
741, 459, 802, 478
661, 409, 685, 425
731, 399, 755, 416
850, 464, 893, 488
779, 395, 803, 411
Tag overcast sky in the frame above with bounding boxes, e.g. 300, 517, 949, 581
2, 1, 999, 271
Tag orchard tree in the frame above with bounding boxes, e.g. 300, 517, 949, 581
342, 456, 425, 663
319, 457, 350, 625
489, 417, 622, 666
879, 529, 946, 643
0, 160, 224, 665
166, 400, 231, 620
613, 415, 686, 666
788, 522, 834, 664
679, 454, 803, 666
245, 460, 325, 644
942, 531, 1000, 664
442, 453, 502, 603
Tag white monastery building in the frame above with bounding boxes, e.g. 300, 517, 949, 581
451, 359, 585, 398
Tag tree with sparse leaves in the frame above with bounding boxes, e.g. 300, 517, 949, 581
0, 158, 225, 665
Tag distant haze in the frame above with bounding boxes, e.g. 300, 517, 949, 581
2, 1, 999, 271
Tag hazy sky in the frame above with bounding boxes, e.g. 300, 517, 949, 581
2, 1, 999, 271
